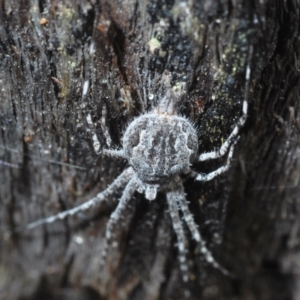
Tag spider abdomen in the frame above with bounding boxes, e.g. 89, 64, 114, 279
123, 113, 198, 183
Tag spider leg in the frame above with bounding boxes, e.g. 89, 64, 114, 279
199, 46, 252, 162
194, 140, 237, 182
86, 108, 125, 158
175, 179, 231, 276
87, 122, 125, 158
86, 112, 104, 155
26, 167, 134, 230
102, 149, 125, 158
101, 175, 138, 263
86, 104, 113, 154
166, 187, 190, 282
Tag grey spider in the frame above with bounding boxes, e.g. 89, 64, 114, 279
28, 56, 251, 283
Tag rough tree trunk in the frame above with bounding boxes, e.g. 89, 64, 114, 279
1, 0, 299, 299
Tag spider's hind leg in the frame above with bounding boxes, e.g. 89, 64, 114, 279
166, 186, 190, 283
175, 179, 232, 277
101, 176, 138, 265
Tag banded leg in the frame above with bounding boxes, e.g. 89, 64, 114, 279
86, 112, 102, 155
166, 188, 189, 282
195, 140, 237, 182
102, 149, 125, 158
86, 104, 113, 154
27, 167, 134, 230
176, 180, 231, 276
101, 176, 138, 263
199, 46, 252, 162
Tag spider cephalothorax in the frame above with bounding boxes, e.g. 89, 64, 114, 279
123, 113, 198, 200
27, 50, 252, 282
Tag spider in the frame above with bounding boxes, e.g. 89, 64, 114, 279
27, 53, 252, 283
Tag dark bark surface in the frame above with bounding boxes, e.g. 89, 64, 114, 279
1, 0, 300, 299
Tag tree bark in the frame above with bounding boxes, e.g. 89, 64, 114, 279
1, 0, 299, 299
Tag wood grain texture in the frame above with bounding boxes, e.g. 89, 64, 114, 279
0, 0, 299, 299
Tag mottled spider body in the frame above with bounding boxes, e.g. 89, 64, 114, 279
27, 50, 252, 282
28, 110, 237, 281
123, 113, 198, 200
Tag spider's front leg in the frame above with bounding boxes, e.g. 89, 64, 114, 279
199, 46, 252, 162
198, 110, 246, 162
194, 140, 237, 182
86, 109, 125, 159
